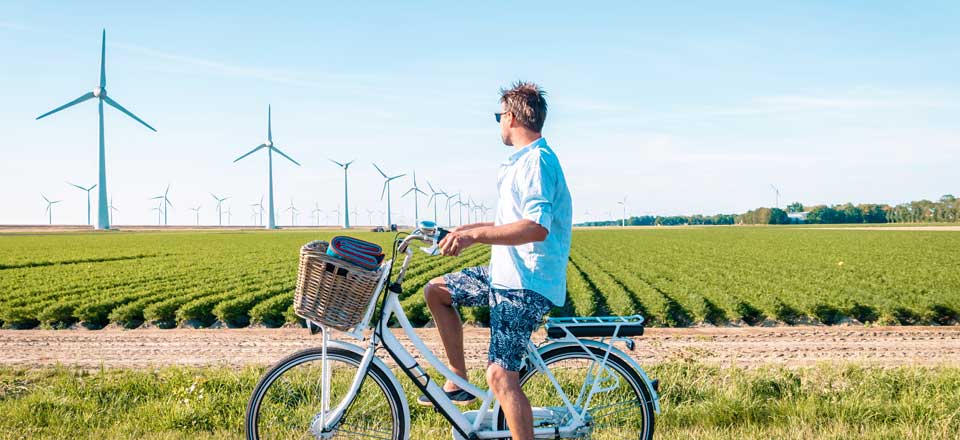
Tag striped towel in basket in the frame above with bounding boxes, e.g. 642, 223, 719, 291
325, 236, 385, 270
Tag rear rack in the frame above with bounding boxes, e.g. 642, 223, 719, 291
544, 315, 645, 339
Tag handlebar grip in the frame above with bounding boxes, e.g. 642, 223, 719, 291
436, 228, 451, 243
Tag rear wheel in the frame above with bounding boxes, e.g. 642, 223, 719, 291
497, 344, 655, 439
245, 347, 407, 439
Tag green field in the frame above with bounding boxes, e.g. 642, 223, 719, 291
0, 362, 957, 439
1, 227, 958, 329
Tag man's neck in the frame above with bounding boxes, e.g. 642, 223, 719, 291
512, 131, 543, 150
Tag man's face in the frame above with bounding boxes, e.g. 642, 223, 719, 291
499, 103, 512, 146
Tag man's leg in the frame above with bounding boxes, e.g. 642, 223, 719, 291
424, 276, 467, 390
487, 363, 534, 440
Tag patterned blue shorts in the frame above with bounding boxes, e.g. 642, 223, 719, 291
443, 266, 554, 371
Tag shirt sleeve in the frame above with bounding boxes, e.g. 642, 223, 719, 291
518, 153, 555, 234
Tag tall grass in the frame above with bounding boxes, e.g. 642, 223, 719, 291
0, 362, 957, 439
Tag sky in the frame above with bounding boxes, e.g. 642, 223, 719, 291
1, 1, 958, 226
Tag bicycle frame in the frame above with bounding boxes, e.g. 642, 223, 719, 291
309, 232, 657, 439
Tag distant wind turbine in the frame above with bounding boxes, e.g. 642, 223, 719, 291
444, 192, 459, 227
67, 182, 97, 225
365, 209, 375, 225
225, 207, 232, 226
233, 105, 300, 229
426, 181, 446, 223
770, 184, 781, 209
401, 170, 428, 225
251, 196, 264, 226
329, 159, 355, 228
284, 200, 298, 226
150, 185, 172, 226
311, 202, 322, 226
36, 29, 156, 230
108, 197, 119, 225
210, 193, 230, 226
190, 205, 201, 226
372, 163, 405, 227
41, 194, 61, 225
617, 196, 627, 227
152, 205, 162, 225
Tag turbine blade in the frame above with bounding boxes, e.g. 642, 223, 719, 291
328, 158, 344, 167
271, 146, 301, 166
210, 192, 219, 201
100, 29, 107, 88
88, 184, 97, 191
401, 187, 415, 197
234, 145, 266, 162
372, 163, 388, 178
416, 188, 428, 195
102, 96, 156, 132
36, 92, 96, 120
42, 194, 50, 203
389, 174, 406, 181
267, 105, 272, 142
380, 182, 388, 200
68, 182, 86, 191
345, 160, 355, 167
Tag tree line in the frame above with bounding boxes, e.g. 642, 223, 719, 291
580, 194, 958, 226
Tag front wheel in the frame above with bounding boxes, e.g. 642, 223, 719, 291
497, 344, 656, 440
245, 347, 408, 440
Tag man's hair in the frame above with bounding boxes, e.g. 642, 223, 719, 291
499, 81, 548, 132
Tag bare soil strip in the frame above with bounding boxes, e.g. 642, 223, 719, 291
2, 326, 958, 369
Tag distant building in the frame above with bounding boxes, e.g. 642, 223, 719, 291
788, 211, 809, 223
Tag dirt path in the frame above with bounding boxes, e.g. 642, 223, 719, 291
2, 326, 958, 369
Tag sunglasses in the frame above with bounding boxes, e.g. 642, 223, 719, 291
494, 112, 509, 123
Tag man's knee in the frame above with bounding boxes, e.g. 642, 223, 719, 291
424, 277, 451, 307
486, 363, 520, 395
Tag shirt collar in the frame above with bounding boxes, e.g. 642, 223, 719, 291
502, 137, 547, 165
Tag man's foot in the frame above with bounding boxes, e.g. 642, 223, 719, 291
416, 388, 477, 407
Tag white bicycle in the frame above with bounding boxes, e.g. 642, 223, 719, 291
245, 225, 660, 439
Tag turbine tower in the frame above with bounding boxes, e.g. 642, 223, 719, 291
108, 197, 118, 225
190, 205, 201, 225
41, 194, 61, 225
251, 196, 264, 226
401, 170, 427, 225
444, 192, 459, 227
372, 163, 405, 227
36, 29, 156, 230
67, 182, 97, 225
617, 196, 627, 227
150, 185, 172, 226
224, 207, 232, 226
233, 105, 300, 229
312, 202, 322, 226
210, 193, 230, 226
329, 159, 355, 228
284, 200, 298, 226
426, 181, 446, 223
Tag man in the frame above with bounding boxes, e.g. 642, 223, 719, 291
422, 81, 572, 439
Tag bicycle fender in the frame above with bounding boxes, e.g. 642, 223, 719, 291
327, 340, 412, 437
537, 339, 661, 414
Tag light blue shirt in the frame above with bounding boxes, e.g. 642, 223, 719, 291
489, 137, 572, 307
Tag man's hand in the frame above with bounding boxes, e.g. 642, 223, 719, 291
439, 229, 477, 257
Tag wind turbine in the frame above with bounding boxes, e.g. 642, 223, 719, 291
366, 209, 375, 225
67, 182, 97, 225
225, 207, 233, 226
617, 196, 627, 227
444, 192, 459, 226
456, 193, 465, 226
251, 196, 264, 226
284, 200, 298, 226
372, 163, 405, 227
481, 204, 492, 222
41, 194, 61, 225
210, 193, 230, 226
401, 170, 428, 225
150, 185, 172, 226
426, 181, 446, 223
466, 196, 474, 223
190, 205, 201, 225
36, 29, 156, 230
770, 184, 781, 209
329, 159, 355, 228
233, 105, 301, 229
109, 197, 119, 225
312, 202, 322, 226
152, 205, 162, 225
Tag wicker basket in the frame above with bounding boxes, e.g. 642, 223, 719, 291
294, 240, 383, 331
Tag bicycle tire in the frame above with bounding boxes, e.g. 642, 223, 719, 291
245, 346, 408, 440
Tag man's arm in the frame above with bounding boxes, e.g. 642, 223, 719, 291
439, 219, 546, 256
450, 222, 494, 233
